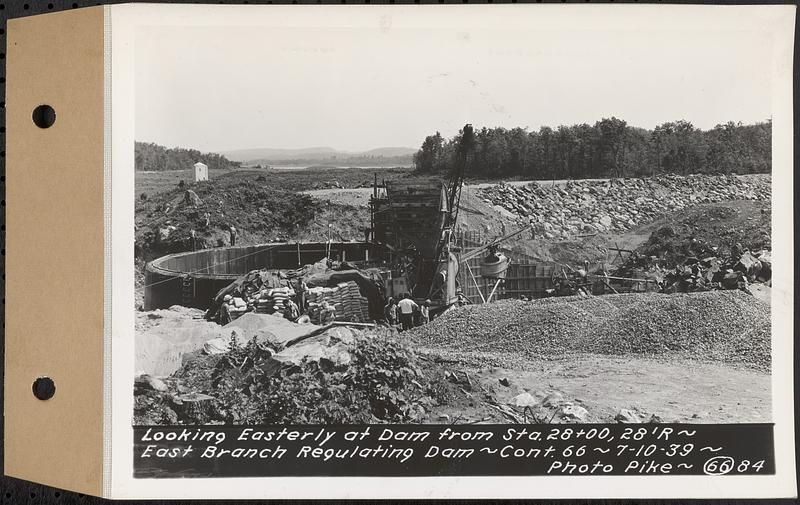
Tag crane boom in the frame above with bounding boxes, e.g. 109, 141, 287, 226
457, 225, 534, 264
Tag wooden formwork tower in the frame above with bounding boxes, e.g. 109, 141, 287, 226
371, 179, 560, 304
371, 179, 449, 299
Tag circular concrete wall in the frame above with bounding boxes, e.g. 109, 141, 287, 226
144, 241, 386, 310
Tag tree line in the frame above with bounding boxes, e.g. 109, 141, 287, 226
413, 118, 771, 179
135, 141, 241, 171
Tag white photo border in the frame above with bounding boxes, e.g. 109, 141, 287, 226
110, 3, 796, 499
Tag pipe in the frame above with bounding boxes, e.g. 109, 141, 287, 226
285, 321, 377, 348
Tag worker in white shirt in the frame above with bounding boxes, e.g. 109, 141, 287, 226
397, 293, 419, 331
420, 299, 431, 324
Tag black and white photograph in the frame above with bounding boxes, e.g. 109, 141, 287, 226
108, 3, 797, 496
131, 6, 781, 432
0, 2, 793, 500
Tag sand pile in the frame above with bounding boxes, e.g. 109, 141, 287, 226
136, 309, 319, 376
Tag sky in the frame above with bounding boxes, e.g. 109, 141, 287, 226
134, 9, 775, 153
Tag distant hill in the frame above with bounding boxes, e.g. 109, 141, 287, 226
220, 147, 337, 161
358, 147, 418, 158
221, 146, 416, 165
135, 141, 241, 171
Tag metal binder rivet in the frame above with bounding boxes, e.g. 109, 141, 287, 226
31, 105, 56, 129
31, 377, 55, 400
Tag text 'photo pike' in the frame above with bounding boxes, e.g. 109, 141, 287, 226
4, 3, 793, 500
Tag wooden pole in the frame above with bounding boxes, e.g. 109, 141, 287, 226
285, 321, 377, 348
465, 262, 486, 304
594, 274, 656, 283
602, 280, 619, 294
486, 279, 502, 303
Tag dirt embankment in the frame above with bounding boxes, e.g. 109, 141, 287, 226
135, 178, 369, 262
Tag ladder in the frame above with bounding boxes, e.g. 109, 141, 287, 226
180, 275, 195, 306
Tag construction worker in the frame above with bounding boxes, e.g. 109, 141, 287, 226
296, 279, 308, 312
321, 301, 336, 324
229, 225, 238, 246
397, 293, 418, 331
282, 298, 300, 322
383, 297, 398, 328
218, 294, 233, 325
420, 299, 431, 324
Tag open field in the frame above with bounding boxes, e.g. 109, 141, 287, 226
135, 166, 417, 199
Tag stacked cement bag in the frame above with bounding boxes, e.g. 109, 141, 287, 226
306, 281, 368, 323
359, 296, 371, 322
255, 286, 295, 314
340, 282, 358, 319
229, 297, 248, 320
306, 286, 334, 324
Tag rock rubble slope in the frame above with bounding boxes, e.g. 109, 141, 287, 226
479, 174, 770, 240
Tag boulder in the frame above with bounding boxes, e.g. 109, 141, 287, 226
183, 190, 202, 206
734, 251, 762, 281
270, 340, 352, 371
615, 409, 643, 423
511, 392, 538, 408
203, 336, 232, 355
326, 326, 356, 345
722, 271, 744, 290
542, 391, 565, 407
559, 404, 589, 423
755, 251, 772, 282
134, 374, 169, 393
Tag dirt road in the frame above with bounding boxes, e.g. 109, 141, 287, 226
301, 178, 612, 207
479, 356, 771, 423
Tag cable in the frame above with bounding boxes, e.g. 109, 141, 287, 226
140, 244, 281, 290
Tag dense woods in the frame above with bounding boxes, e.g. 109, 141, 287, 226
135, 142, 241, 171
413, 119, 771, 179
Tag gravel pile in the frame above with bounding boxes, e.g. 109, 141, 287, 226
479, 174, 771, 240
412, 291, 770, 371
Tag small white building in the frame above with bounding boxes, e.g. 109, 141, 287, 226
194, 162, 208, 182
